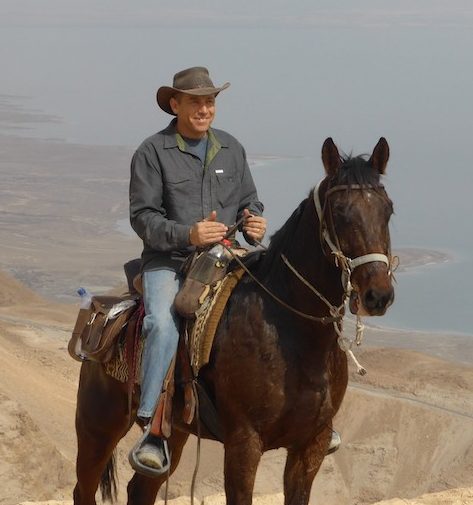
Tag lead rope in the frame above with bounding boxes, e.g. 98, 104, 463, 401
282, 250, 368, 375
190, 379, 201, 505
313, 182, 398, 375
330, 251, 369, 375
280, 253, 345, 320
231, 240, 367, 374
181, 321, 201, 505
163, 467, 170, 504
223, 244, 341, 325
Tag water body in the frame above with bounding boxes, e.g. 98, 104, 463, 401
251, 157, 472, 336
0, 24, 471, 336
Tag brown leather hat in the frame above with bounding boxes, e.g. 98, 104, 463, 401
157, 66, 230, 115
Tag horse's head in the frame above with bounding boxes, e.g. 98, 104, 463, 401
318, 137, 395, 316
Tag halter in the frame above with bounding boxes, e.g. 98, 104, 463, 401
313, 180, 393, 294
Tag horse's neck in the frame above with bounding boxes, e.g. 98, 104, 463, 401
278, 202, 344, 314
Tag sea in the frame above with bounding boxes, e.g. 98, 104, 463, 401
0, 23, 472, 337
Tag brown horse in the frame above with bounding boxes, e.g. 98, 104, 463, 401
73, 137, 395, 505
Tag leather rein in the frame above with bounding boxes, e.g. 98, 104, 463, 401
226, 179, 396, 326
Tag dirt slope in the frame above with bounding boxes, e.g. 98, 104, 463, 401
0, 271, 472, 505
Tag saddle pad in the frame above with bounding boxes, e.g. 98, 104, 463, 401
190, 267, 245, 375
104, 338, 143, 383
104, 306, 145, 383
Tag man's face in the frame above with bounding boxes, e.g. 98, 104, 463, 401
170, 93, 216, 139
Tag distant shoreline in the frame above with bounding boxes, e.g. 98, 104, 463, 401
392, 247, 451, 272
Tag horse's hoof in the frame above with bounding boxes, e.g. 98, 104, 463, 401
327, 430, 341, 454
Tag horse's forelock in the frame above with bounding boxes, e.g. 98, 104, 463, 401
330, 155, 382, 189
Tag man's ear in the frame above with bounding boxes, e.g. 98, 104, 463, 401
169, 96, 179, 115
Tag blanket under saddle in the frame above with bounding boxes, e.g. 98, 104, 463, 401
104, 267, 245, 383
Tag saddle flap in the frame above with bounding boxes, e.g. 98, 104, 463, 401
90, 295, 126, 314
69, 295, 138, 363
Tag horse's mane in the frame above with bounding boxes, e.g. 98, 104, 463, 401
257, 198, 308, 280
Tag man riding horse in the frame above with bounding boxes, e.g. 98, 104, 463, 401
74, 74, 392, 500
128, 66, 268, 470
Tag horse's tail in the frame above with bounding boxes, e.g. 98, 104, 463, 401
100, 450, 118, 503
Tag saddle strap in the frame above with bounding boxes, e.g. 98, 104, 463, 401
150, 356, 176, 439
178, 332, 197, 425
126, 303, 144, 422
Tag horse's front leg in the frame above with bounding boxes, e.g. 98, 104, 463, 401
283, 425, 332, 505
224, 428, 262, 505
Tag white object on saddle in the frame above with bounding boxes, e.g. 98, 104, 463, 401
106, 299, 137, 323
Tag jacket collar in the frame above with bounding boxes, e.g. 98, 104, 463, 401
162, 119, 228, 150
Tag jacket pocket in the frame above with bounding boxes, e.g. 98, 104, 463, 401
164, 177, 193, 207
215, 174, 238, 207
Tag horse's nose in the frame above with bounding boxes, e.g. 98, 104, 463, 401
363, 287, 394, 315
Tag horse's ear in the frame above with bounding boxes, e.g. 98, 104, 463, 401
321, 137, 342, 176
369, 137, 390, 174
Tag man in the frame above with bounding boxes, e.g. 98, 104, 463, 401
129, 66, 267, 471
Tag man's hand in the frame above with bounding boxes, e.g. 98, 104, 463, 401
242, 209, 267, 242
189, 210, 228, 247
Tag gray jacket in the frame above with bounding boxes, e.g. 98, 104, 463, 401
129, 119, 264, 271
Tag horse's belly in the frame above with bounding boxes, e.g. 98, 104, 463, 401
217, 379, 332, 449
263, 391, 334, 449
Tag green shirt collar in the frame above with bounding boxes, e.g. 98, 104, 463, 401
167, 121, 225, 168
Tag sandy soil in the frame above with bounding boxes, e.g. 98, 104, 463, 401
1, 270, 472, 505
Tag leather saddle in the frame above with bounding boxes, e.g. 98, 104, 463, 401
123, 254, 263, 442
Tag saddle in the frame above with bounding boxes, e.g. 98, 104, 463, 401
68, 252, 262, 441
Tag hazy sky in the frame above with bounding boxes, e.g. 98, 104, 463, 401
2, 1, 473, 28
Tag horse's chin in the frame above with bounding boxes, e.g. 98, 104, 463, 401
349, 291, 370, 316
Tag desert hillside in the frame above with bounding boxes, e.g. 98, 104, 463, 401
0, 270, 472, 505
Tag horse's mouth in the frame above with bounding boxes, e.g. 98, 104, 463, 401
349, 288, 392, 316
349, 290, 372, 316
349, 291, 364, 315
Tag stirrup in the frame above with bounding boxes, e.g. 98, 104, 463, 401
128, 424, 171, 478
327, 430, 341, 455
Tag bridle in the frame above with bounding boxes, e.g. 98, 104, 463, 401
229, 178, 396, 374
313, 180, 395, 296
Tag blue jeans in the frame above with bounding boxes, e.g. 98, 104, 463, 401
138, 268, 181, 419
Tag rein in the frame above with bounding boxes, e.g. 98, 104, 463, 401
225, 250, 342, 325
230, 179, 396, 374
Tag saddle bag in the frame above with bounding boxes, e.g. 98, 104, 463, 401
69, 295, 137, 363
174, 245, 233, 319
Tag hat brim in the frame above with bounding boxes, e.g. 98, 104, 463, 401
156, 82, 230, 115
